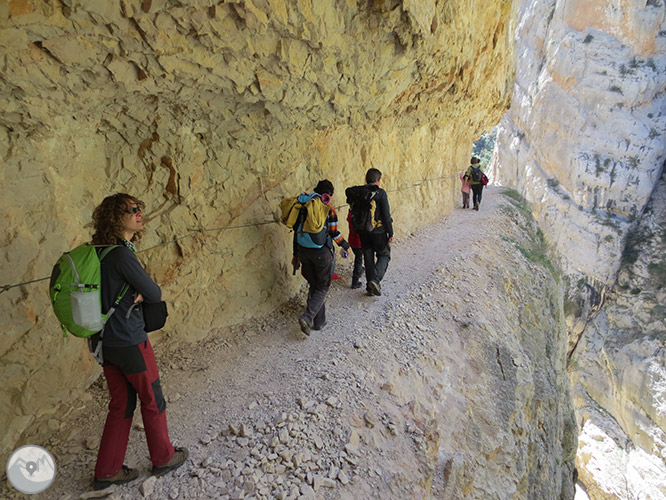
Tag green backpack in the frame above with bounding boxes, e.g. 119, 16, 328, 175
49, 243, 128, 338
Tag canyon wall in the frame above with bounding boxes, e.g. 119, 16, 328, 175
0, 1, 518, 458
491, 0, 666, 497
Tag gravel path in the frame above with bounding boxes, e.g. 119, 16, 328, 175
6, 187, 507, 500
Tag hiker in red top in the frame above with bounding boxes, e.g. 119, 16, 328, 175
346, 211, 364, 289
460, 172, 472, 209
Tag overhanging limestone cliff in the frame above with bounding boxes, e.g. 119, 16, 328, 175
0, 1, 517, 456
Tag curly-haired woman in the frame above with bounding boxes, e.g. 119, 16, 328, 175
90, 193, 187, 490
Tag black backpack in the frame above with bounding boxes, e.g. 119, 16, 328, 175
470, 166, 483, 182
346, 184, 378, 233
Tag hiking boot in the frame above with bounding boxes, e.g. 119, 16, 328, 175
93, 465, 139, 490
152, 447, 189, 477
351, 281, 362, 289
298, 316, 311, 336
312, 321, 327, 331
368, 281, 381, 296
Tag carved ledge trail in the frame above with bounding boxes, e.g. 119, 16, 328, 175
20, 187, 514, 499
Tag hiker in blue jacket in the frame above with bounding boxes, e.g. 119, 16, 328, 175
90, 193, 188, 490
293, 180, 350, 336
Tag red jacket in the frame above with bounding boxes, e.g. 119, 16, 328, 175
346, 212, 361, 249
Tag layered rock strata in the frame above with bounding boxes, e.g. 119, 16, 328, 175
0, 1, 517, 456
491, 0, 666, 497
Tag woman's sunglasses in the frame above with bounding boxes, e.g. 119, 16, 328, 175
125, 206, 142, 214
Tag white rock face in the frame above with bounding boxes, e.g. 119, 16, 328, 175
492, 0, 666, 498
571, 173, 666, 500
493, 0, 666, 285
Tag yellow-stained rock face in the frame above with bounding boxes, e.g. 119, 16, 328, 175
0, 1, 516, 454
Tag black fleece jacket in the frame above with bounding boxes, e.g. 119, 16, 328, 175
99, 243, 161, 347
369, 185, 393, 238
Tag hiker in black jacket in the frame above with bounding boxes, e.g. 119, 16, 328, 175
90, 193, 188, 490
358, 168, 394, 296
466, 156, 486, 210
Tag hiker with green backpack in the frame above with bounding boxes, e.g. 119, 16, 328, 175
465, 157, 489, 211
74, 193, 187, 489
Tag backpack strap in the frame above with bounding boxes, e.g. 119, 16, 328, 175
91, 245, 130, 365
294, 204, 308, 235
91, 282, 130, 365
95, 245, 131, 321
98, 245, 119, 260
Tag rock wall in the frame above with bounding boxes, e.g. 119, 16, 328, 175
491, 0, 666, 497
0, 1, 517, 457
572, 171, 666, 500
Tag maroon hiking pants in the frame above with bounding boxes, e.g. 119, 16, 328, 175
94, 339, 174, 478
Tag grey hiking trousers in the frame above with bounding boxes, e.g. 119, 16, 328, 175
298, 246, 332, 328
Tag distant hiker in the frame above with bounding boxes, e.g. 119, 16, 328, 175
460, 172, 472, 209
466, 157, 488, 210
346, 211, 364, 289
90, 193, 188, 490
293, 180, 350, 336
345, 168, 394, 296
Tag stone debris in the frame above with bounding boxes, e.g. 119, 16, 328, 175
348, 430, 360, 448
363, 412, 377, 428
139, 476, 156, 497
239, 423, 254, 438
344, 443, 360, 456
325, 396, 338, 407
84, 436, 99, 450
299, 483, 316, 499
123, 399, 363, 499
79, 486, 117, 499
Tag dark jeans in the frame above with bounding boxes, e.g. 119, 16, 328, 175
351, 248, 364, 286
360, 229, 391, 287
298, 246, 332, 328
472, 184, 484, 206
95, 340, 174, 478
